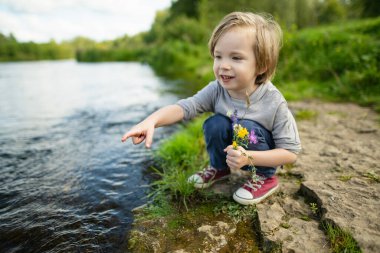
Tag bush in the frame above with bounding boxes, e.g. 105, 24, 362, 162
276, 17, 380, 109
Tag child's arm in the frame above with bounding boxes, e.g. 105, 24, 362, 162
121, 104, 184, 148
224, 146, 297, 169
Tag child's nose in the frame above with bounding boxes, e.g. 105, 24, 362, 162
220, 60, 231, 70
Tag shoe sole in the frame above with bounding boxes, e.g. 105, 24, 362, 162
233, 184, 279, 205
193, 175, 230, 189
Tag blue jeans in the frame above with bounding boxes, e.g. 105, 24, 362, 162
203, 114, 276, 178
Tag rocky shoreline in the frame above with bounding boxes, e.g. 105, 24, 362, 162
257, 101, 380, 253
128, 101, 380, 252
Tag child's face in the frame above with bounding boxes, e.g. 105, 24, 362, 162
213, 27, 258, 96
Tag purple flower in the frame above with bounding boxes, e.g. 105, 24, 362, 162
231, 109, 238, 125
249, 129, 258, 144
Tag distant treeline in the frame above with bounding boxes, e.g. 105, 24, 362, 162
0, 34, 73, 61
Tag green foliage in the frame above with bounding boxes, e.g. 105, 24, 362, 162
316, 0, 347, 24
363, 171, 380, 183
309, 202, 318, 215
0, 33, 73, 61
277, 17, 380, 110
295, 109, 318, 121
145, 40, 210, 82
349, 0, 380, 18
150, 116, 209, 208
324, 222, 362, 253
140, 4, 380, 111
214, 200, 257, 223
280, 223, 291, 229
339, 175, 353, 182
169, 0, 200, 20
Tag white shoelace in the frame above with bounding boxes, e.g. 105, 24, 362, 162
201, 167, 217, 177
244, 176, 266, 191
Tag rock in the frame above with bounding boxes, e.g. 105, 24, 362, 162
258, 101, 380, 252
196, 221, 235, 253
258, 182, 329, 253
319, 146, 340, 157
258, 202, 286, 234
278, 218, 329, 253
301, 180, 380, 252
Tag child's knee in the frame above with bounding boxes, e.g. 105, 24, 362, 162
203, 114, 230, 133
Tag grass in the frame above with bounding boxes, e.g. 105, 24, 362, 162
295, 109, 319, 121
213, 200, 257, 223
149, 115, 209, 210
324, 222, 362, 253
363, 171, 380, 183
309, 202, 319, 215
339, 175, 353, 182
300, 215, 312, 221
280, 223, 291, 229
141, 114, 260, 223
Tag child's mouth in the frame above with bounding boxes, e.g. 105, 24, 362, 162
221, 75, 234, 81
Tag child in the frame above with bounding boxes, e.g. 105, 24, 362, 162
121, 12, 301, 205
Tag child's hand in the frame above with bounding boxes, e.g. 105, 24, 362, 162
224, 145, 249, 170
121, 121, 155, 148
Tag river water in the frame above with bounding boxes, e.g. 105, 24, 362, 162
0, 60, 178, 252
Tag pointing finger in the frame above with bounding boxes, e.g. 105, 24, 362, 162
145, 127, 155, 148
121, 129, 141, 142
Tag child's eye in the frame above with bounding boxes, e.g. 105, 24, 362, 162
214, 55, 221, 59
232, 56, 242, 60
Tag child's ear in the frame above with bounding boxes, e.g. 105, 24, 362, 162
255, 68, 267, 84
258, 68, 267, 75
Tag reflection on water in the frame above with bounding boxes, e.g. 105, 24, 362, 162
0, 60, 177, 252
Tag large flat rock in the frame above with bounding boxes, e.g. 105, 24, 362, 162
302, 179, 380, 252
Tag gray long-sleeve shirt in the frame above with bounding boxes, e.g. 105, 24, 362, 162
177, 80, 301, 154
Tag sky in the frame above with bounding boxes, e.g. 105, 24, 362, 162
0, 0, 172, 42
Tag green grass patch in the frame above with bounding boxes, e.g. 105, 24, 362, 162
324, 222, 362, 253
300, 215, 312, 221
214, 200, 257, 223
363, 171, 380, 183
339, 175, 353, 182
280, 223, 291, 229
295, 109, 319, 121
147, 115, 210, 212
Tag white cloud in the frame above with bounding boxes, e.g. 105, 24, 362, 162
0, 0, 171, 42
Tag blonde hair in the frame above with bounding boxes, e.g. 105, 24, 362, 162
208, 12, 283, 85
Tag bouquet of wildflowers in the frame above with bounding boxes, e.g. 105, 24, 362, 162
227, 109, 259, 182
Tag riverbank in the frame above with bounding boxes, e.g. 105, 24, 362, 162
127, 100, 380, 252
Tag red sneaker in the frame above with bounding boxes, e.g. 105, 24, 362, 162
233, 175, 279, 205
188, 167, 230, 189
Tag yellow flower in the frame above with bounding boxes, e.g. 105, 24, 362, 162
232, 141, 238, 149
237, 127, 249, 139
